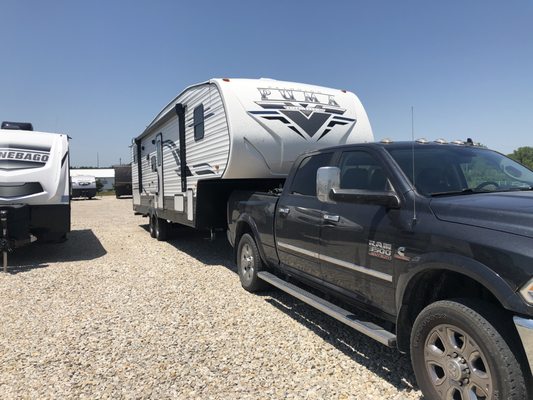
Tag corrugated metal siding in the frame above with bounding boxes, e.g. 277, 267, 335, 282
131, 144, 140, 204
183, 85, 229, 191
136, 83, 229, 199
140, 132, 158, 194
161, 118, 180, 196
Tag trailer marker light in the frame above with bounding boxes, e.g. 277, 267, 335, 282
223, 78, 230, 82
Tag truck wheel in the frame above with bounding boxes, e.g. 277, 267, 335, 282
237, 233, 268, 292
410, 299, 527, 400
149, 215, 156, 238
155, 217, 168, 241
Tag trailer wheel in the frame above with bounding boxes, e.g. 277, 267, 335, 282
149, 215, 156, 238
410, 299, 527, 400
237, 233, 268, 292
154, 217, 168, 241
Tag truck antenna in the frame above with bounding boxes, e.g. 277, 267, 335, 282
411, 106, 417, 227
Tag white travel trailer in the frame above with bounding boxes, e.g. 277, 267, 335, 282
71, 175, 97, 199
0, 121, 70, 269
132, 78, 373, 239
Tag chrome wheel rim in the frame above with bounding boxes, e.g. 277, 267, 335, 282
424, 324, 492, 400
240, 243, 254, 283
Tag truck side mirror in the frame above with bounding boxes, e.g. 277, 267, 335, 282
317, 166, 340, 203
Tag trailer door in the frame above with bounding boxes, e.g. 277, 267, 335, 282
155, 133, 164, 209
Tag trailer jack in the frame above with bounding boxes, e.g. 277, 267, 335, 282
1, 210, 10, 273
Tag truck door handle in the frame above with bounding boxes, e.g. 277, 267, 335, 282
278, 207, 290, 215
323, 214, 340, 222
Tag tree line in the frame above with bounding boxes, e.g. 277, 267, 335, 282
508, 147, 533, 170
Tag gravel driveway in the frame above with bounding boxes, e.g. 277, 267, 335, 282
0, 197, 422, 399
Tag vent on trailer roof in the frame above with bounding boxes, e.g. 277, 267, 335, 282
1, 121, 34, 131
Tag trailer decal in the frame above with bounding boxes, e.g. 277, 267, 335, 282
0, 146, 51, 170
249, 87, 356, 140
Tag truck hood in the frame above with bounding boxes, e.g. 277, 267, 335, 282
429, 191, 533, 238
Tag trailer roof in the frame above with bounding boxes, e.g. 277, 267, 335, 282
133, 78, 352, 142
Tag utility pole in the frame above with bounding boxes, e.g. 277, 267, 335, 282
97, 152, 99, 168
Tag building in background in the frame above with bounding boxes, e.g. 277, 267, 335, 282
70, 168, 115, 191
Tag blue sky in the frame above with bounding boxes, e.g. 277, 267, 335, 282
1, 0, 532, 166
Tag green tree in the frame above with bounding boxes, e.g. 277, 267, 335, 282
96, 179, 104, 193
508, 147, 533, 170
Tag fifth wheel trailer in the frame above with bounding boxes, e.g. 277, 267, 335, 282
132, 78, 374, 239
0, 122, 70, 269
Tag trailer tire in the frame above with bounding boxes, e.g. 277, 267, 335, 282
237, 233, 268, 292
149, 215, 156, 238
155, 217, 168, 241
410, 299, 527, 400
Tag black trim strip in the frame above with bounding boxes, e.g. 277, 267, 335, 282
0, 182, 44, 197
0, 143, 50, 152
61, 151, 69, 166
175, 103, 187, 192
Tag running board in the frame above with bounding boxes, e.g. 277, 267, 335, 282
258, 271, 397, 347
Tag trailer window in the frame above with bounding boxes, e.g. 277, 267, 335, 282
156, 136, 162, 167
194, 104, 204, 141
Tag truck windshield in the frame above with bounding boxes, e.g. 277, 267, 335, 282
387, 146, 533, 196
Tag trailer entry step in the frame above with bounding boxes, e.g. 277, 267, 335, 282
258, 271, 397, 347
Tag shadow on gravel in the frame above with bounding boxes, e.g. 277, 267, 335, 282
6, 229, 107, 274
150, 225, 421, 397
71, 197, 101, 201
263, 292, 421, 396
141, 224, 236, 271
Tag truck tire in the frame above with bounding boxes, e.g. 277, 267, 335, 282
154, 217, 168, 241
410, 299, 527, 400
237, 233, 268, 292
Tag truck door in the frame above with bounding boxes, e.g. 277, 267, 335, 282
319, 149, 398, 315
275, 152, 332, 281
155, 133, 164, 209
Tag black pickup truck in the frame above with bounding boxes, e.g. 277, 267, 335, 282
227, 141, 533, 400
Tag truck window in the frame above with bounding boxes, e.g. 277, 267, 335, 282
339, 151, 390, 191
387, 146, 533, 195
291, 153, 332, 196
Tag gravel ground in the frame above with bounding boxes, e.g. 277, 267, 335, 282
0, 197, 423, 399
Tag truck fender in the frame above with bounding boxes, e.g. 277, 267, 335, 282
395, 252, 532, 352
396, 252, 529, 315
233, 214, 269, 266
